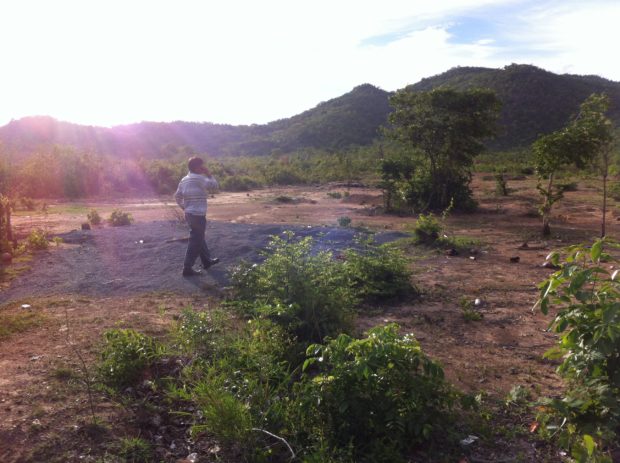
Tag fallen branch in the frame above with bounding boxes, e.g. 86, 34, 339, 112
252, 428, 296, 461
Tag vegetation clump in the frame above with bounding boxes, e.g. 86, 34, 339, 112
86, 209, 102, 225
108, 209, 133, 227
26, 229, 49, 250
299, 324, 454, 462
536, 238, 620, 461
230, 232, 357, 343
383, 87, 501, 212
98, 328, 161, 389
90, 233, 448, 461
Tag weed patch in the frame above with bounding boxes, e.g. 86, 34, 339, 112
0, 310, 46, 340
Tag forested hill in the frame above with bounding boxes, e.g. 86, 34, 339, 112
0, 84, 391, 161
408, 64, 620, 149
1, 64, 619, 160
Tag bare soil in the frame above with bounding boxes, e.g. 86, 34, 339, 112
0, 177, 617, 462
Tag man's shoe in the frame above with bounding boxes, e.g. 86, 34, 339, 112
201, 257, 220, 269
182, 267, 203, 277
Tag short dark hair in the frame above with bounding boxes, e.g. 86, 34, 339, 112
188, 157, 204, 173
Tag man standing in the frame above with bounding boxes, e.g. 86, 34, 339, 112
174, 156, 219, 277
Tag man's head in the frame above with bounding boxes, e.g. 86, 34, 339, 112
188, 157, 204, 173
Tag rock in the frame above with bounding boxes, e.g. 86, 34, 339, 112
446, 248, 458, 256
1, 252, 12, 264
510, 256, 520, 263
81, 223, 91, 230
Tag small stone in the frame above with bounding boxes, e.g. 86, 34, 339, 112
1, 252, 12, 264
81, 223, 91, 230
510, 256, 520, 263
446, 248, 458, 256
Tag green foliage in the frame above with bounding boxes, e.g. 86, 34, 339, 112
495, 172, 508, 196
141, 159, 185, 194
0, 310, 46, 341
230, 232, 356, 343
98, 329, 160, 389
385, 87, 500, 211
459, 297, 483, 322
19, 196, 36, 211
298, 324, 454, 461
343, 238, 414, 301
0, 195, 12, 253
108, 209, 133, 227
117, 437, 153, 463
414, 213, 442, 243
172, 307, 228, 357
180, 315, 294, 459
26, 229, 49, 250
337, 216, 351, 227
219, 174, 261, 192
409, 64, 620, 151
608, 182, 620, 201
327, 191, 343, 199
535, 239, 620, 460
533, 93, 614, 236
86, 209, 102, 225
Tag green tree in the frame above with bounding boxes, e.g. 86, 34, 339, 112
384, 87, 501, 211
533, 93, 614, 236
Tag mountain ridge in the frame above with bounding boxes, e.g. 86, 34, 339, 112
1, 64, 619, 160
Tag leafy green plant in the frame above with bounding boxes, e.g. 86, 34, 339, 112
344, 237, 414, 301
414, 213, 442, 243
117, 437, 153, 463
535, 238, 620, 461
230, 232, 356, 343
495, 172, 508, 196
274, 195, 295, 203
459, 297, 483, 322
26, 229, 49, 250
181, 316, 295, 460
19, 196, 36, 211
608, 182, 620, 201
87, 209, 102, 225
298, 324, 455, 462
98, 329, 160, 389
0, 311, 46, 340
337, 216, 351, 227
108, 209, 133, 226
172, 307, 231, 357
220, 175, 261, 192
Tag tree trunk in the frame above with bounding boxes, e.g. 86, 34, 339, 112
602, 172, 608, 238
542, 174, 554, 237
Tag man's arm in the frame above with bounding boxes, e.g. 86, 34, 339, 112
174, 184, 185, 210
199, 165, 219, 191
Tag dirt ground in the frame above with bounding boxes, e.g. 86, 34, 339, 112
0, 176, 617, 462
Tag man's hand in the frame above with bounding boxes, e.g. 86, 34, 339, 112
200, 165, 212, 177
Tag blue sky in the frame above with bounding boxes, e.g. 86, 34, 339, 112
0, 0, 618, 127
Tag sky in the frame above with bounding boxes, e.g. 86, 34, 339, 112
1, 0, 619, 128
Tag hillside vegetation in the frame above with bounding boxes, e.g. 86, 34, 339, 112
1, 64, 619, 160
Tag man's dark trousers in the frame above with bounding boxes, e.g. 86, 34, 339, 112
184, 213, 211, 270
